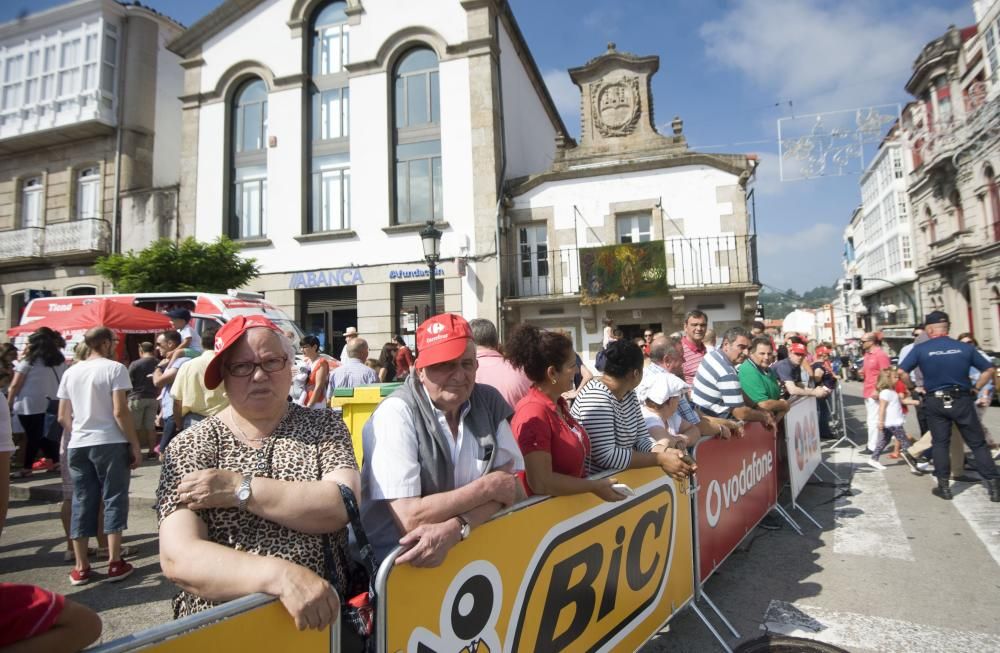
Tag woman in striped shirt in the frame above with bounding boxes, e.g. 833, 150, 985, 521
570, 340, 695, 480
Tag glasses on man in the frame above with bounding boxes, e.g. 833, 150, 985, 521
226, 356, 288, 377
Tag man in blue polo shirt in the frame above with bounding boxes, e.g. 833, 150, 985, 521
899, 311, 999, 501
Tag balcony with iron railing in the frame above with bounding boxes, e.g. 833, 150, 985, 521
0, 218, 111, 268
501, 234, 760, 301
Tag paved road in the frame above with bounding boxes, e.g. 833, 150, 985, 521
1, 381, 998, 650
643, 381, 1000, 652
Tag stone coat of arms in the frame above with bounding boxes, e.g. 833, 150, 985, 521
591, 76, 641, 137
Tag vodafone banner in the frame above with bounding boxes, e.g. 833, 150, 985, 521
692, 424, 778, 583
784, 398, 821, 501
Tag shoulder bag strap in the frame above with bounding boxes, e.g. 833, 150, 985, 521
337, 483, 377, 587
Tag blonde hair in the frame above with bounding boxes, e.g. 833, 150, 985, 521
875, 368, 897, 393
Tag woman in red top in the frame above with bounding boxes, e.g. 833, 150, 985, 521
505, 324, 627, 501
298, 336, 330, 410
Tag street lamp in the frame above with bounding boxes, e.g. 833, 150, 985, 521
420, 220, 442, 316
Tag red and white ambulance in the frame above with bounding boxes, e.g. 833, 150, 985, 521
16, 290, 302, 362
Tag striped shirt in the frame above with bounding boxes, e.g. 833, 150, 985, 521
570, 378, 655, 474
692, 349, 744, 418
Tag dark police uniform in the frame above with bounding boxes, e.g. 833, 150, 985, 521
899, 337, 999, 482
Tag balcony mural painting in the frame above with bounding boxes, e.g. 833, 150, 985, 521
579, 241, 667, 306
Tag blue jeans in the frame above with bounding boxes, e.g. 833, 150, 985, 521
182, 413, 207, 430
159, 415, 178, 453
68, 443, 131, 538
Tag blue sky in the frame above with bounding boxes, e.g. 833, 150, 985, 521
2, 0, 973, 292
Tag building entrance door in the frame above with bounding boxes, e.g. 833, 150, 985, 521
299, 287, 357, 357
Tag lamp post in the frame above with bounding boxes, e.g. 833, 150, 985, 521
420, 220, 442, 317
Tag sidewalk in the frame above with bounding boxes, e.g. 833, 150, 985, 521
8, 457, 162, 508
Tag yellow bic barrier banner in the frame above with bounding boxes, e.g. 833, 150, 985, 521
381, 467, 694, 653
134, 597, 331, 653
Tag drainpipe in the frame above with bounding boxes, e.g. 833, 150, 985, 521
110, 15, 129, 256
493, 10, 508, 338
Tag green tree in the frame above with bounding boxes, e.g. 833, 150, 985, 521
96, 237, 260, 293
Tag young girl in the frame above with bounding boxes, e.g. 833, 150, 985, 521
871, 368, 918, 470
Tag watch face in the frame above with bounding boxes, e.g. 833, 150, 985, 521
237, 487, 251, 501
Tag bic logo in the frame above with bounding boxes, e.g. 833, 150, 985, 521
408, 561, 503, 653
509, 485, 674, 651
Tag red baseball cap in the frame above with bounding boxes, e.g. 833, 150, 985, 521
815, 346, 831, 356
414, 313, 472, 370
204, 314, 284, 389
789, 343, 808, 356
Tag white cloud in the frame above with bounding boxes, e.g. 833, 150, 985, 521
542, 68, 581, 133
699, 0, 971, 113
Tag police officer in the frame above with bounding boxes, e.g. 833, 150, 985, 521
899, 311, 1000, 501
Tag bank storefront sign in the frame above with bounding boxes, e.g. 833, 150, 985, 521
389, 267, 444, 280
289, 268, 363, 289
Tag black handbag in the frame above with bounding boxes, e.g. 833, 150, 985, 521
324, 483, 377, 653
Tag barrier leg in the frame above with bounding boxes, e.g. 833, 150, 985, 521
815, 460, 845, 484
701, 590, 740, 638
789, 500, 823, 529
690, 602, 735, 653
772, 504, 804, 535
824, 387, 860, 449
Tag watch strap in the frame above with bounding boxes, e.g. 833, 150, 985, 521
237, 473, 253, 511
456, 514, 470, 540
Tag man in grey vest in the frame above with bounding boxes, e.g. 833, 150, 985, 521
360, 313, 525, 566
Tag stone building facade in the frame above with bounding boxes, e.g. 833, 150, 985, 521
168, 0, 566, 352
504, 45, 759, 364
0, 0, 183, 330
903, 7, 1000, 348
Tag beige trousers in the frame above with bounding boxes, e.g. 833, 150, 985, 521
908, 427, 967, 477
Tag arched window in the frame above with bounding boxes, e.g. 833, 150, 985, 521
21, 176, 43, 228
77, 166, 100, 220
230, 78, 268, 239
308, 2, 350, 233
950, 190, 964, 231
393, 47, 441, 225
987, 165, 1000, 241
66, 285, 97, 296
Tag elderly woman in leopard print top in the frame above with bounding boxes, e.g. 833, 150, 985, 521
156, 316, 360, 632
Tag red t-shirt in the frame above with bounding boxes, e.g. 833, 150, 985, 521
511, 387, 590, 493
0, 583, 65, 647
894, 379, 909, 414
395, 345, 414, 376
681, 336, 706, 384
862, 346, 891, 399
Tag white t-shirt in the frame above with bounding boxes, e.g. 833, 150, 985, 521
179, 325, 202, 353
57, 358, 132, 448
640, 404, 682, 436
878, 388, 905, 427
360, 389, 524, 561
11, 359, 67, 415
0, 392, 14, 454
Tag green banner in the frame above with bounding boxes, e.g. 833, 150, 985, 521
579, 242, 667, 305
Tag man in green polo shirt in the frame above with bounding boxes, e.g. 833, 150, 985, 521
738, 336, 790, 422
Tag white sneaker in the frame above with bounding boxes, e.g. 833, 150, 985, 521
916, 462, 934, 473
866, 459, 887, 471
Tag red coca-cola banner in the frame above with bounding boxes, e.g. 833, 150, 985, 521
692, 423, 779, 583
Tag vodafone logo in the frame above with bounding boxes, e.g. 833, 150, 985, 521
428, 322, 446, 335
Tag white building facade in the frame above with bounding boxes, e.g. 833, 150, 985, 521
169, 0, 566, 352
505, 47, 759, 363
845, 134, 919, 353
0, 0, 183, 330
